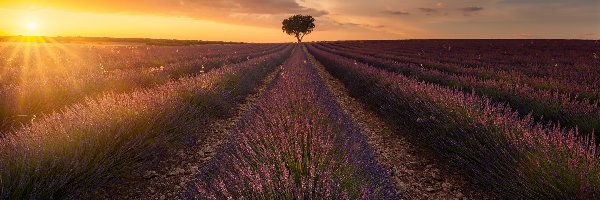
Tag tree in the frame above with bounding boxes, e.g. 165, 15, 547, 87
282, 15, 315, 43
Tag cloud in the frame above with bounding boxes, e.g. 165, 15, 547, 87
333, 21, 385, 29
418, 7, 438, 13
514, 33, 535, 38
460, 6, 484, 12
580, 32, 598, 39
500, 0, 599, 5
335, 22, 361, 26
384, 10, 410, 15
1, 0, 328, 27
459, 6, 483, 15
231, 0, 328, 16
2, 0, 598, 40
417, 7, 441, 16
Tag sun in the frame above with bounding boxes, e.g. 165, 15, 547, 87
21, 20, 42, 36
26, 21, 38, 30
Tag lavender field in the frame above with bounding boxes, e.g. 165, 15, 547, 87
0, 40, 599, 199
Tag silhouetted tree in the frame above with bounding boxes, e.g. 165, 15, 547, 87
282, 15, 315, 43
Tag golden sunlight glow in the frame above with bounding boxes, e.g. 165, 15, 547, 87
0, 8, 292, 42
21, 20, 41, 36
0, 5, 403, 42
9, 10, 45, 36
26, 21, 38, 30
0, 0, 597, 40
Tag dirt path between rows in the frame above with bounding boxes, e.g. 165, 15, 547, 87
306, 48, 491, 200
85, 65, 282, 200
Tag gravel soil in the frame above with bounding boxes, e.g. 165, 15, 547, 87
306, 48, 492, 200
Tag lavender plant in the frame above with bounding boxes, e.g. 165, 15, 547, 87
322, 40, 600, 91
319, 41, 600, 100
185, 47, 398, 199
0, 46, 292, 199
312, 43, 600, 139
0, 43, 287, 133
308, 45, 600, 199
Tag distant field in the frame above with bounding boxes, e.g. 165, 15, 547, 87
0, 42, 285, 132
0, 36, 241, 46
1, 40, 598, 199
312, 39, 600, 138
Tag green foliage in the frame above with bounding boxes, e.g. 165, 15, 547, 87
282, 15, 316, 43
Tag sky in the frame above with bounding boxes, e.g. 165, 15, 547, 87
0, 0, 598, 42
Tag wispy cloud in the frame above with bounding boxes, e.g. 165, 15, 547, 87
1, 0, 328, 27
418, 7, 438, 13
460, 6, 483, 15
580, 32, 598, 39
515, 33, 536, 38
460, 6, 484, 12
384, 10, 410, 15
333, 21, 385, 29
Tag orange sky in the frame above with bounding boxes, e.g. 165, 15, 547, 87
0, 0, 598, 42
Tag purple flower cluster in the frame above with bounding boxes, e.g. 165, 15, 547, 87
322, 40, 600, 97
308, 44, 599, 199
0, 43, 287, 133
318, 41, 600, 99
0, 45, 293, 199
185, 46, 398, 199
311, 42, 600, 140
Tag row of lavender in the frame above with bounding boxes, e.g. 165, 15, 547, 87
321, 41, 600, 101
312, 43, 600, 140
0, 44, 287, 133
183, 47, 398, 199
308, 44, 599, 199
0, 45, 293, 199
0, 43, 280, 86
328, 40, 600, 92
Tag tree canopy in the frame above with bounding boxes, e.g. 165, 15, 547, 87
282, 15, 315, 43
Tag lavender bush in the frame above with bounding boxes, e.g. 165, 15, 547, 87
0, 46, 292, 199
185, 46, 399, 199
312, 43, 600, 139
321, 40, 600, 94
308, 45, 599, 199
0, 43, 287, 133
320, 41, 600, 100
